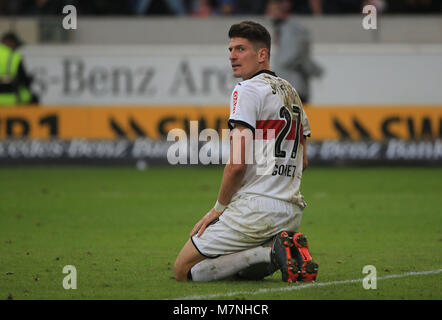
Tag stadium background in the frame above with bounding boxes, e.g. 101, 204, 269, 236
0, 0, 441, 165
0, 0, 441, 301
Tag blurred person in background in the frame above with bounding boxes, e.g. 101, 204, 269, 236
233, 0, 268, 14
267, 0, 323, 104
290, 0, 384, 15
8, 0, 62, 15
385, 0, 441, 13
217, 0, 235, 15
128, 0, 187, 15
320, 0, 366, 14
0, 32, 38, 106
290, 0, 324, 15
190, 0, 214, 16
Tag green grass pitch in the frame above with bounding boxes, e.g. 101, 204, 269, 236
0, 166, 441, 300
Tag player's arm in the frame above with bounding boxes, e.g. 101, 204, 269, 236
301, 109, 310, 171
216, 124, 250, 205
190, 124, 250, 238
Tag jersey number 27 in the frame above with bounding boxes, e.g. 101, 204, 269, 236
275, 105, 301, 159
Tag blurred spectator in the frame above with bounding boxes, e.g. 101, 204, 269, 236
11, 0, 62, 15
165, 0, 188, 15
290, 0, 323, 15
267, 0, 323, 104
0, 0, 440, 15
1, 0, 129, 15
385, 0, 442, 13
190, 0, 214, 16
309, 0, 324, 14
128, 0, 187, 15
363, 0, 386, 13
323, 0, 366, 14
0, 32, 38, 105
80, 0, 130, 15
290, 0, 384, 14
217, 0, 235, 15
233, 0, 268, 14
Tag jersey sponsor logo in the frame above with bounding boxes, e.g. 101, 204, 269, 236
232, 90, 238, 114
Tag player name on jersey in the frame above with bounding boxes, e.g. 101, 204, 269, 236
272, 164, 297, 178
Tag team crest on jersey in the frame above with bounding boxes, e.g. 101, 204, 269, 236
232, 90, 238, 114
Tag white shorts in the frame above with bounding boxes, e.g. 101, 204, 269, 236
191, 194, 303, 258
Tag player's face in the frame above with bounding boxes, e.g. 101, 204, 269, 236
229, 37, 263, 80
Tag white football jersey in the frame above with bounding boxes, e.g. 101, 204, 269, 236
228, 70, 311, 208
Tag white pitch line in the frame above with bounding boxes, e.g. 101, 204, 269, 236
176, 268, 442, 300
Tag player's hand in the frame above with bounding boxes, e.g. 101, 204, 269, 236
303, 156, 308, 171
190, 208, 222, 238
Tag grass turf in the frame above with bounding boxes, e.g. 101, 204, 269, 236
0, 166, 441, 300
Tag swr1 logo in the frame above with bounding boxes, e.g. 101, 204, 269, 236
0, 115, 58, 138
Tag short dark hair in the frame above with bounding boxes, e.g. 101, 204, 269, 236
228, 21, 271, 55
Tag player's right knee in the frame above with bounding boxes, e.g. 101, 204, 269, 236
174, 239, 205, 281
173, 257, 190, 281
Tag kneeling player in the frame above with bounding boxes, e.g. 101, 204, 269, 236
174, 21, 318, 283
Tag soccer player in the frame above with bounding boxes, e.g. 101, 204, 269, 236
174, 21, 318, 283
